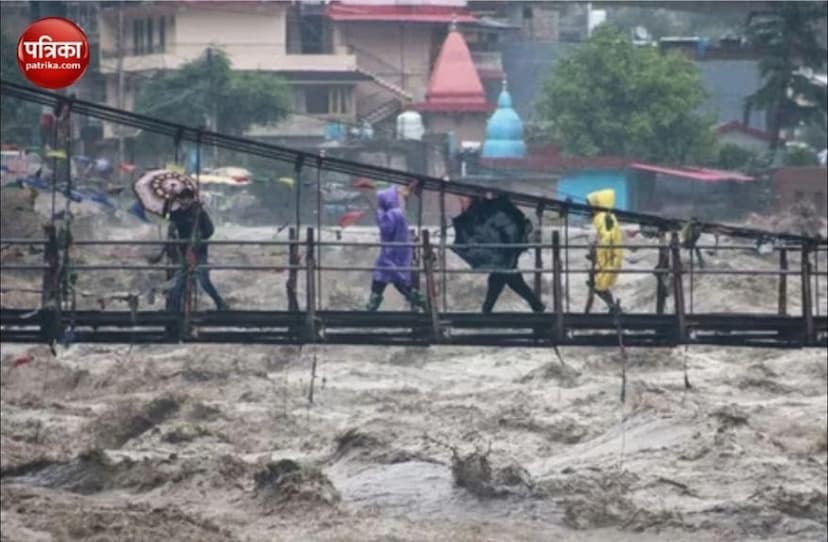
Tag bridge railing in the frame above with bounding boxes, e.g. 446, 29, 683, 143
1, 227, 825, 345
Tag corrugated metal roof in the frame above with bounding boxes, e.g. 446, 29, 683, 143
326, 3, 477, 23
629, 162, 755, 183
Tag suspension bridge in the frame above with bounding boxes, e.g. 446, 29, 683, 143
1, 81, 826, 349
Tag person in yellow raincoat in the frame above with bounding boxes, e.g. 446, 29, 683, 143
586, 189, 623, 312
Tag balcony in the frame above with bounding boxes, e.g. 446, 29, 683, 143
99, 46, 357, 74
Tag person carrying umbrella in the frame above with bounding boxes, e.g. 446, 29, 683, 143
366, 185, 426, 311
452, 193, 544, 313
585, 189, 623, 313
166, 188, 229, 312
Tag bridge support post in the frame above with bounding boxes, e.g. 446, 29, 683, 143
801, 244, 814, 343
305, 227, 317, 341
552, 230, 564, 342
294, 156, 304, 231
670, 232, 687, 344
286, 227, 299, 312
778, 248, 788, 315
439, 180, 447, 311
422, 229, 442, 343
410, 227, 420, 293
656, 234, 669, 315
41, 224, 61, 343
534, 204, 544, 302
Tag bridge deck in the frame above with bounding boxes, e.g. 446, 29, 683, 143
2, 309, 825, 348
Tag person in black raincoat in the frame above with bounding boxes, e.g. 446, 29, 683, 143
165, 188, 228, 312
452, 193, 545, 313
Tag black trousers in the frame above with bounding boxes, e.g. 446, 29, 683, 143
371, 279, 412, 298
482, 272, 543, 313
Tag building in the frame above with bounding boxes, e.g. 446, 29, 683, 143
415, 23, 491, 145
325, 2, 512, 135
715, 120, 775, 155
92, 1, 517, 150
773, 166, 828, 216
96, 1, 363, 144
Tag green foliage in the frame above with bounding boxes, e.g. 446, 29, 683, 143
534, 26, 716, 164
745, 2, 828, 150
134, 48, 291, 136
0, 31, 41, 145
716, 143, 758, 171
784, 145, 820, 166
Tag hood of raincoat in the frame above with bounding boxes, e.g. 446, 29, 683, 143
377, 186, 400, 211
586, 189, 615, 209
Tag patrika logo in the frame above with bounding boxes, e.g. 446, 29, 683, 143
17, 17, 90, 89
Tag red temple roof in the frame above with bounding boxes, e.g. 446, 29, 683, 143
416, 28, 490, 112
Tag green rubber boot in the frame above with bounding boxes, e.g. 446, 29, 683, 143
365, 292, 383, 312
407, 290, 428, 312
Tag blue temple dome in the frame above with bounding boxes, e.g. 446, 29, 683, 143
481, 79, 526, 159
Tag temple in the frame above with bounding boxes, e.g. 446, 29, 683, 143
416, 22, 491, 145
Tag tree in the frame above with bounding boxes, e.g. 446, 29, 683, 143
716, 143, 758, 170
784, 144, 820, 166
745, 2, 827, 152
134, 48, 291, 137
534, 26, 716, 164
0, 31, 42, 145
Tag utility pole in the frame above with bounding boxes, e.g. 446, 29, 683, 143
117, 1, 125, 182
207, 47, 218, 166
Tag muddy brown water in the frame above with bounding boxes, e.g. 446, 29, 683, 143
1, 216, 827, 541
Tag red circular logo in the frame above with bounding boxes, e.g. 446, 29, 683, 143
17, 17, 89, 89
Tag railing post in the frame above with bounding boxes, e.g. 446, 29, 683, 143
439, 180, 448, 311
41, 224, 62, 343
801, 243, 814, 343
286, 227, 299, 312
563, 207, 570, 312
421, 229, 442, 343
670, 232, 687, 343
534, 204, 543, 301
655, 234, 670, 315
410, 227, 420, 293
294, 156, 304, 231
305, 227, 317, 341
552, 230, 564, 342
778, 248, 788, 316
41, 225, 59, 308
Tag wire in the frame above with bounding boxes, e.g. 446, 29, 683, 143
3, 80, 821, 245
96, 50, 455, 158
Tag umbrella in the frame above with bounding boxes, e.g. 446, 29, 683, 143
133, 169, 198, 217
451, 195, 530, 270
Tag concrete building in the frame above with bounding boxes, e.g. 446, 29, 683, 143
96, 1, 362, 142
715, 120, 775, 155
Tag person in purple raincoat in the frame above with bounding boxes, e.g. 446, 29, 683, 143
366, 185, 427, 311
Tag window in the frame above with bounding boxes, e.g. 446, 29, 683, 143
146, 18, 154, 53
132, 19, 142, 54
303, 86, 351, 115
305, 87, 329, 114
159, 16, 166, 52
329, 87, 350, 115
